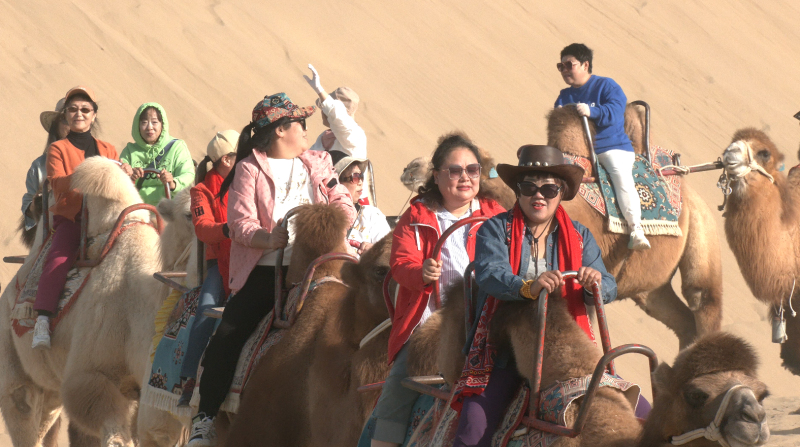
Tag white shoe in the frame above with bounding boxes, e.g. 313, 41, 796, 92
187, 413, 217, 447
31, 319, 51, 350
628, 226, 651, 250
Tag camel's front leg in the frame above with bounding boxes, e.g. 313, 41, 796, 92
61, 371, 138, 447
630, 284, 697, 349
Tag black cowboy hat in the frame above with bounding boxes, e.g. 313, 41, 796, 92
496, 145, 584, 201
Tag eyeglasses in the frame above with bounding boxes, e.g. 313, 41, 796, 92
288, 118, 307, 131
517, 182, 562, 198
341, 171, 365, 184
66, 105, 94, 115
442, 163, 481, 180
556, 60, 583, 72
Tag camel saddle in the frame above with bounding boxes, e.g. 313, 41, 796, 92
564, 145, 683, 237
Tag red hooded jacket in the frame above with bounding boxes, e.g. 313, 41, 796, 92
388, 196, 505, 363
190, 169, 231, 297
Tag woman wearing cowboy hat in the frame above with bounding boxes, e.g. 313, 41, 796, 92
449, 144, 617, 447
186, 93, 355, 447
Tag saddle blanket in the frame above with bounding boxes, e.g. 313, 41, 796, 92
564, 146, 682, 237
396, 373, 640, 447
11, 235, 92, 337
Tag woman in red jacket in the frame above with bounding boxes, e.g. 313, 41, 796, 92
369, 133, 506, 447
177, 130, 239, 406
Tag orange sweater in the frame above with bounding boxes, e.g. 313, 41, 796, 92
47, 139, 118, 220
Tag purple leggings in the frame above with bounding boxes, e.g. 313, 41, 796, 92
453, 366, 522, 447
34, 215, 81, 316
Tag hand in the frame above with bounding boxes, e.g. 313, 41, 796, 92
266, 225, 289, 250
576, 103, 591, 117
528, 270, 565, 297
131, 167, 144, 181
576, 266, 601, 291
358, 242, 373, 255
159, 169, 176, 190
120, 163, 133, 176
422, 258, 442, 285
303, 64, 327, 100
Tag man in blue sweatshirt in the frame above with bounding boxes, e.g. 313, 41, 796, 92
554, 43, 650, 250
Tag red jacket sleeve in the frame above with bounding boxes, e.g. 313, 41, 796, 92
191, 186, 227, 245
390, 210, 432, 294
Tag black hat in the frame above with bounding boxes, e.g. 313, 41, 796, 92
496, 145, 584, 200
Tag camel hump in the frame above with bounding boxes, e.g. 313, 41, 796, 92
71, 157, 143, 206
624, 103, 647, 155
671, 332, 759, 385
547, 103, 649, 158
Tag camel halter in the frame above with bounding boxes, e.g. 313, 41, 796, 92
717, 142, 774, 211
669, 384, 747, 447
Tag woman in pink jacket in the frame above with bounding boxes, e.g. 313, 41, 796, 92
187, 93, 356, 447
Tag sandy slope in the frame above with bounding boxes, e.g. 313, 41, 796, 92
1, 0, 799, 444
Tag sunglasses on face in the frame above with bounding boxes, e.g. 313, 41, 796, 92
288, 118, 307, 131
66, 105, 95, 115
556, 60, 582, 72
442, 163, 481, 180
341, 171, 364, 184
517, 182, 562, 199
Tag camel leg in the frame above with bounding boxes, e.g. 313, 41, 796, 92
136, 406, 186, 447
631, 284, 697, 349
61, 371, 137, 447
41, 415, 61, 447
780, 311, 800, 376
69, 422, 102, 447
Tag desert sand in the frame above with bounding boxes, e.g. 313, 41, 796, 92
1, 0, 799, 445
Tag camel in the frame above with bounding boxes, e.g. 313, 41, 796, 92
407, 280, 769, 447
719, 128, 800, 376
0, 157, 195, 447
221, 206, 395, 447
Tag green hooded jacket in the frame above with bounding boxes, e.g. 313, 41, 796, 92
120, 102, 195, 206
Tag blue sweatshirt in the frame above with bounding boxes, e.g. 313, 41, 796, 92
555, 75, 634, 154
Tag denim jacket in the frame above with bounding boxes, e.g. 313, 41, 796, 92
465, 211, 617, 362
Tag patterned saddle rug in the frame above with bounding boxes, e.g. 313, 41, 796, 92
358, 373, 640, 447
564, 146, 682, 237
141, 276, 342, 417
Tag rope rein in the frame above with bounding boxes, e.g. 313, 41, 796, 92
670, 384, 747, 447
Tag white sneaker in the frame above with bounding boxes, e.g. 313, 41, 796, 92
628, 226, 651, 251
31, 319, 51, 350
187, 413, 217, 447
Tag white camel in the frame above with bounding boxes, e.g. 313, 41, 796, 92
0, 157, 195, 447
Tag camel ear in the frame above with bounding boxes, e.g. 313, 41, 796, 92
652, 362, 674, 396
157, 197, 174, 221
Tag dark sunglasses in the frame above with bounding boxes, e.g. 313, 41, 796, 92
517, 182, 562, 198
442, 163, 481, 180
66, 105, 94, 115
341, 171, 365, 184
556, 60, 582, 72
288, 118, 307, 131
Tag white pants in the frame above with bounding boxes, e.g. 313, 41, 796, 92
597, 149, 641, 228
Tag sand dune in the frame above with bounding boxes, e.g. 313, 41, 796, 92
1, 0, 799, 444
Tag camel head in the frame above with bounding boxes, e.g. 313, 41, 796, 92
722, 128, 781, 192
642, 332, 769, 447
341, 234, 391, 321
400, 156, 431, 193
286, 203, 351, 284
156, 188, 195, 271
71, 157, 149, 238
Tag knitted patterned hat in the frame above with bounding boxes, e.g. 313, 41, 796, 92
251, 93, 315, 129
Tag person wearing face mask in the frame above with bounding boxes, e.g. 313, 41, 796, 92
31, 86, 128, 350
330, 152, 391, 255
554, 43, 650, 250
120, 103, 195, 205
21, 98, 71, 239
368, 133, 505, 447
448, 145, 617, 447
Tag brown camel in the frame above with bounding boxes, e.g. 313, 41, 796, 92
413, 281, 768, 446
219, 205, 394, 447
543, 106, 723, 348
719, 128, 800, 375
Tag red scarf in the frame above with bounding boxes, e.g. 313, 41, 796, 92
451, 203, 593, 411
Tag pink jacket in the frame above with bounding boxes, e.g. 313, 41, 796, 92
227, 149, 356, 292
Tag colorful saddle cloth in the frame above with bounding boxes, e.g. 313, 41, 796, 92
358, 373, 639, 447
564, 146, 682, 237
